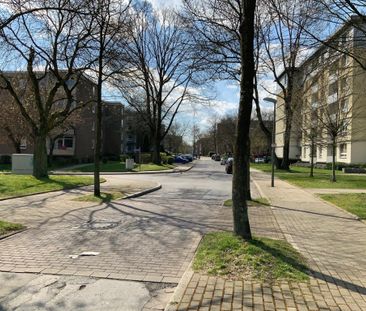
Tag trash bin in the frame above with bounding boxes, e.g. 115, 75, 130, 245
12, 154, 34, 175
125, 158, 134, 170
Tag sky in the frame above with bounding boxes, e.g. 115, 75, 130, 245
102, 0, 276, 142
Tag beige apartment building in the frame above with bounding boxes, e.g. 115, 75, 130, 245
275, 16, 366, 165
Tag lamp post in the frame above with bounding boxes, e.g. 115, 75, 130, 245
264, 97, 277, 187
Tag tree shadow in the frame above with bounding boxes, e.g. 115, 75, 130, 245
270, 204, 357, 221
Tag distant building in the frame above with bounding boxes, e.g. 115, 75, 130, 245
0, 72, 124, 161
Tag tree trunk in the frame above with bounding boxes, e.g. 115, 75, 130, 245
331, 138, 336, 182
232, 0, 256, 240
33, 134, 48, 178
94, 100, 102, 197
282, 105, 292, 170
152, 134, 161, 165
310, 140, 314, 177
48, 138, 56, 166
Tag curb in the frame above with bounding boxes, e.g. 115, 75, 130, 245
0, 228, 27, 241
51, 164, 194, 176
123, 184, 162, 199
164, 261, 195, 311
250, 176, 272, 205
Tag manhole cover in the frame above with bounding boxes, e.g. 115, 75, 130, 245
83, 221, 120, 230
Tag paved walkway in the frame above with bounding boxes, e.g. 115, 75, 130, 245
170, 170, 366, 311
0, 161, 238, 286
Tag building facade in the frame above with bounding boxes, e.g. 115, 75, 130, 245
0, 73, 124, 161
275, 17, 366, 165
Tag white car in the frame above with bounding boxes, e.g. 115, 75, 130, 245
254, 157, 265, 163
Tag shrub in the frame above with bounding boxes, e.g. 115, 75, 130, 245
140, 153, 152, 164
0, 155, 11, 164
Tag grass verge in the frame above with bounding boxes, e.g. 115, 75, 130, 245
73, 191, 125, 203
194, 232, 309, 282
132, 163, 175, 172
0, 174, 95, 199
319, 193, 366, 219
72, 161, 174, 172
223, 198, 270, 207
251, 163, 366, 189
0, 220, 24, 236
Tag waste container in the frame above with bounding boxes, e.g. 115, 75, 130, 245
12, 154, 33, 175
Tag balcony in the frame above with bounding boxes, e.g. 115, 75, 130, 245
327, 93, 338, 105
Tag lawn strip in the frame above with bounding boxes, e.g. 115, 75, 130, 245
0, 220, 25, 237
194, 232, 309, 282
252, 163, 366, 189
0, 174, 95, 199
319, 193, 366, 219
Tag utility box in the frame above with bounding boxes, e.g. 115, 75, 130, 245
125, 158, 135, 170
12, 154, 34, 175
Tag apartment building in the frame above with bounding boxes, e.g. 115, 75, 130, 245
275, 16, 366, 165
274, 71, 302, 162
0, 72, 124, 161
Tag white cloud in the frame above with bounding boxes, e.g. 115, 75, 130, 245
148, 0, 182, 9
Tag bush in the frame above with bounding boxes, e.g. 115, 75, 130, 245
325, 162, 352, 171
167, 156, 174, 164
0, 155, 11, 164
161, 154, 174, 164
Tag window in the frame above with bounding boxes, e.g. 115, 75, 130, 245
319, 146, 323, 158
56, 136, 74, 149
303, 147, 307, 158
339, 144, 347, 159
64, 137, 73, 148
341, 99, 349, 113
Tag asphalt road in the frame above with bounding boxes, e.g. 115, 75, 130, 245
0, 157, 258, 311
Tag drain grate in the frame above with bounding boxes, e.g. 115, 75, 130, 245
82, 221, 120, 230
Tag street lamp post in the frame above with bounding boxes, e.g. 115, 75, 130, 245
264, 97, 277, 187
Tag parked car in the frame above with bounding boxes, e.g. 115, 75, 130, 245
174, 155, 189, 164
225, 158, 233, 174
254, 157, 265, 163
181, 154, 193, 162
214, 154, 221, 161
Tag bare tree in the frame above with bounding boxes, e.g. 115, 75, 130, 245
258, 0, 322, 170
216, 115, 236, 154
115, 4, 203, 165
182, 0, 257, 239
0, 1, 94, 178
0, 86, 32, 153
84, 0, 130, 196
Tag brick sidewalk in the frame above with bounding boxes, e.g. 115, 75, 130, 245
168, 171, 366, 311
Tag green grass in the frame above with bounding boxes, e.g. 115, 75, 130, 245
73, 191, 125, 203
224, 198, 270, 207
72, 161, 174, 172
0, 174, 95, 199
132, 163, 174, 172
319, 193, 366, 219
0, 220, 24, 236
193, 232, 309, 282
251, 163, 366, 189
